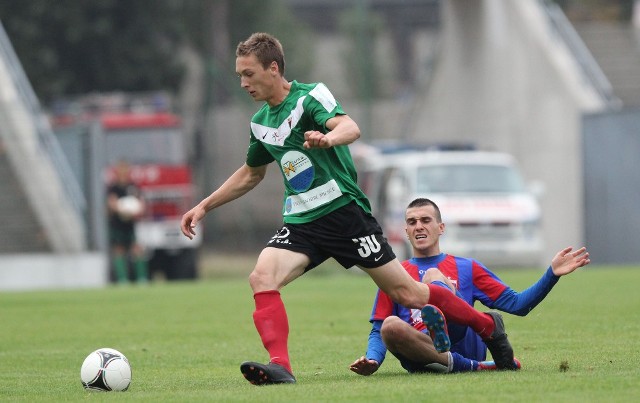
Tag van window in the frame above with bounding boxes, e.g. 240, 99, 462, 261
416, 164, 526, 194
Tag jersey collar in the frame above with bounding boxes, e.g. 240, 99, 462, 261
409, 253, 447, 266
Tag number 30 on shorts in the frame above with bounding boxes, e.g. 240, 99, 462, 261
352, 235, 382, 258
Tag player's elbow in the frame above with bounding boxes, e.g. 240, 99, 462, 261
244, 165, 267, 186
511, 308, 531, 317
351, 123, 361, 142
251, 169, 266, 183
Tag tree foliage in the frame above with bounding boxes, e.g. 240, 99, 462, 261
0, 0, 313, 105
0, 0, 187, 103
338, 4, 385, 99
227, 0, 312, 83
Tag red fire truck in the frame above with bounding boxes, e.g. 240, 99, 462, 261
51, 94, 201, 280
100, 111, 201, 280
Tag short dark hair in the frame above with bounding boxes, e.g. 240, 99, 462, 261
236, 32, 286, 76
406, 198, 442, 222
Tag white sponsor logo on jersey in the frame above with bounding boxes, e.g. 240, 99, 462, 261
281, 151, 314, 192
284, 179, 343, 215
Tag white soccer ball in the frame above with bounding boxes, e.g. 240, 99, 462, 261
117, 196, 143, 219
80, 348, 132, 391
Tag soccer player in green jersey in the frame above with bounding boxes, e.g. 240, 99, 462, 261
180, 32, 518, 386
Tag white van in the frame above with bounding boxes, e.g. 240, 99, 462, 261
355, 147, 544, 267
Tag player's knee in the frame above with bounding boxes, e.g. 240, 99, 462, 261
131, 244, 144, 257
381, 316, 409, 345
422, 267, 445, 284
111, 245, 126, 255
392, 282, 430, 309
248, 264, 283, 292
248, 268, 268, 291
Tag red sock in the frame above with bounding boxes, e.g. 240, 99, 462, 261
427, 284, 495, 339
252, 290, 292, 373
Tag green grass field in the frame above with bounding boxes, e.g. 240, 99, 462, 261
1, 259, 639, 402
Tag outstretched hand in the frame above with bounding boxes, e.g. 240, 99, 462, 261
349, 356, 379, 376
180, 205, 206, 240
551, 246, 590, 276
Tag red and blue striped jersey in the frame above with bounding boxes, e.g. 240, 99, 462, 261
366, 253, 559, 364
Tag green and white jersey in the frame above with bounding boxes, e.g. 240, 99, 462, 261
246, 80, 371, 224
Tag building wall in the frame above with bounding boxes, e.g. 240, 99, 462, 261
583, 108, 640, 264
408, 0, 606, 259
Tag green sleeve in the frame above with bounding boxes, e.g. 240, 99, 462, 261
246, 132, 274, 167
305, 83, 345, 132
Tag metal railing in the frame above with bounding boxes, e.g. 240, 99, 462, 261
540, 0, 622, 109
0, 20, 86, 215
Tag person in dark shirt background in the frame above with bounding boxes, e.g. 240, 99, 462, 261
107, 160, 148, 284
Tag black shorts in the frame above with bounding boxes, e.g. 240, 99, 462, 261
266, 201, 396, 271
109, 227, 136, 248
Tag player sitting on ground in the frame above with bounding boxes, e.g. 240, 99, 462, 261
350, 197, 590, 374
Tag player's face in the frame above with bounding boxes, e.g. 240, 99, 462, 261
236, 54, 277, 104
115, 162, 131, 184
405, 205, 445, 257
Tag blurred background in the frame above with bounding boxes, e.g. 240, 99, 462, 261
1, 0, 639, 290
